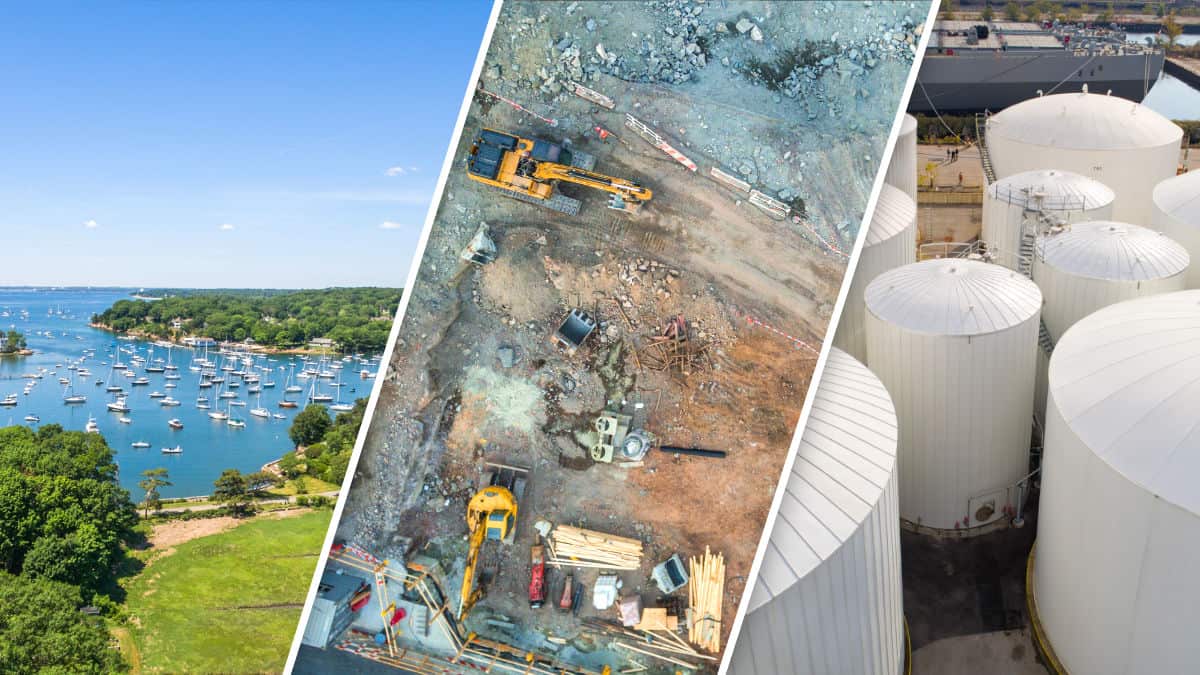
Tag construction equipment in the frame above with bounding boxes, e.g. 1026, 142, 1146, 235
529, 543, 546, 609
460, 462, 529, 620
466, 129, 652, 215
553, 308, 597, 355
558, 573, 575, 610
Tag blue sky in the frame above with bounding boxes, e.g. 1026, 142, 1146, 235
0, 1, 493, 288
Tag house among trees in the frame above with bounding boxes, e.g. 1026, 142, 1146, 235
308, 337, 337, 350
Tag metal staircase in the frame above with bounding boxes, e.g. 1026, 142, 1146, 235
975, 112, 996, 185
1017, 212, 1038, 277
1016, 211, 1057, 356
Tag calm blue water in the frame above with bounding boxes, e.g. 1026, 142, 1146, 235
0, 288, 379, 498
1127, 33, 1200, 119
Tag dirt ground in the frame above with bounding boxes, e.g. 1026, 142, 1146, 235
147, 509, 310, 557
318, 2, 928, 673
148, 516, 239, 553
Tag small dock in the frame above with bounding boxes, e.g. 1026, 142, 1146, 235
1165, 56, 1200, 92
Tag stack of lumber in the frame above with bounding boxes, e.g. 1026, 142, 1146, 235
546, 525, 642, 570
583, 617, 716, 671
687, 547, 725, 653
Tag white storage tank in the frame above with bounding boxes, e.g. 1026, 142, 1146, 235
833, 184, 917, 364
728, 348, 902, 675
983, 169, 1115, 270
865, 259, 1042, 532
986, 90, 1182, 223
1033, 290, 1200, 675
884, 114, 918, 202
1031, 221, 1189, 420
1152, 171, 1200, 288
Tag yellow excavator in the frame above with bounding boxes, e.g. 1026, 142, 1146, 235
466, 128, 652, 215
459, 462, 529, 621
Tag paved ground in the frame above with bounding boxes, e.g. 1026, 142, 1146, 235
913, 630, 1046, 675
155, 491, 338, 514
918, 144, 984, 190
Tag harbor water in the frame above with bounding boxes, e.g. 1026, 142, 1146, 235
1128, 32, 1200, 119
0, 287, 379, 498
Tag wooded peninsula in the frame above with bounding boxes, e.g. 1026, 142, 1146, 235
91, 287, 402, 353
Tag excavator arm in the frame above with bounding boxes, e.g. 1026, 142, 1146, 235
532, 163, 653, 203
458, 483, 519, 621
458, 524, 486, 620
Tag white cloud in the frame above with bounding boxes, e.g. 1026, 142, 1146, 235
385, 166, 407, 176
219, 223, 235, 231
379, 221, 412, 230
83, 219, 99, 229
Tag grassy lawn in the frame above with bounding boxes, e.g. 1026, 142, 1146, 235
123, 510, 331, 673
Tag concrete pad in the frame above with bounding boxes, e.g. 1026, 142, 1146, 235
913, 629, 1047, 675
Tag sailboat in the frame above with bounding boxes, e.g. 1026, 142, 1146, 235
145, 345, 164, 372
250, 391, 269, 418
328, 371, 353, 412
225, 402, 244, 427
284, 363, 302, 393
164, 345, 177, 371
62, 380, 86, 404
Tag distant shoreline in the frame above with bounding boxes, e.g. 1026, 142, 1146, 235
0, 349, 33, 358
88, 323, 345, 357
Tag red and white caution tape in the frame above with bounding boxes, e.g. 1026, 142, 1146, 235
477, 86, 558, 127
743, 314, 820, 357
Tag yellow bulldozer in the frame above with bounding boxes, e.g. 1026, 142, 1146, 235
458, 462, 529, 621
465, 128, 652, 215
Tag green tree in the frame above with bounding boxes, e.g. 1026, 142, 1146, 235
1025, 5, 1042, 22
1164, 12, 1183, 48
138, 467, 171, 517
981, 3, 995, 21
0, 426, 135, 597
245, 470, 281, 492
1098, 1, 1114, 23
213, 469, 252, 517
1005, 1, 1022, 20
1, 330, 26, 354
289, 405, 332, 448
0, 572, 126, 673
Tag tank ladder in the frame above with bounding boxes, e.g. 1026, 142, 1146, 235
975, 112, 996, 185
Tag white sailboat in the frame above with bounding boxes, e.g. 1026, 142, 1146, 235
250, 391, 269, 419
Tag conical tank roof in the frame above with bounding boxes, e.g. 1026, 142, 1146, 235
987, 90, 1182, 151
865, 184, 916, 247
1049, 290, 1200, 516
1038, 221, 1189, 281
987, 168, 1115, 212
1153, 171, 1200, 228
747, 348, 897, 611
865, 259, 1042, 336
900, 113, 917, 136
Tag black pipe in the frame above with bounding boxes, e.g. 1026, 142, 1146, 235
659, 445, 727, 458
